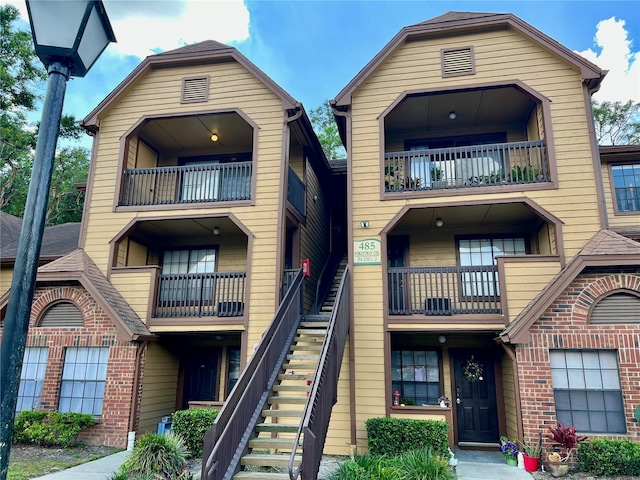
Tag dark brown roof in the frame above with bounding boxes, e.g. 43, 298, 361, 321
36, 249, 155, 341
82, 40, 299, 129
332, 11, 605, 108
599, 144, 640, 162
1, 214, 80, 262
499, 230, 640, 344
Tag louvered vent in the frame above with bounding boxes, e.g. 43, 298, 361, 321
39, 302, 84, 328
590, 293, 640, 323
442, 47, 474, 77
181, 76, 209, 103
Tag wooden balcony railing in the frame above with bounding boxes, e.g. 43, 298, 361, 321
154, 272, 246, 317
282, 268, 299, 300
288, 166, 306, 217
384, 140, 548, 193
388, 266, 501, 315
120, 162, 252, 206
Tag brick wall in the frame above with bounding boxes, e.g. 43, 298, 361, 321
13, 286, 139, 448
516, 272, 640, 448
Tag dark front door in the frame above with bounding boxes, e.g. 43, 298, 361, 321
182, 351, 218, 410
452, 350, 499, 443
387, 235, 409, 313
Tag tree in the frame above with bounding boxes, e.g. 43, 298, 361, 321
592, 100, 640, 145
308, 100, 347, 160
0, 4, 89, 225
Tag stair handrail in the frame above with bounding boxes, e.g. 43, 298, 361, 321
202, 269, 305, 480
313, 249, 344, 314
289, 266, 350, 480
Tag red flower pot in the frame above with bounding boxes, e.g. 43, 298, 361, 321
523, 455, 539, 472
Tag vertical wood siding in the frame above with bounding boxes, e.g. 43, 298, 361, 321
138, 342, 179, 433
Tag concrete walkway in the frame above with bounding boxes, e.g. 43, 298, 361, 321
32, 448, 536, 480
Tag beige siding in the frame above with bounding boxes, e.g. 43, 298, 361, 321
501, 352, 519, 440
601, 163, 640, 229
323, 344, 352, 454
216, 234, 248, 272
0, 267, 13, 297
137, 140, 158, 168
138, 342, 179, 433
501, 260, 562, 323
110, 270, 155, 321
129, 240, 148, 266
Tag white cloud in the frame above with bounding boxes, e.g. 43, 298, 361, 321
576, 17, 640, 103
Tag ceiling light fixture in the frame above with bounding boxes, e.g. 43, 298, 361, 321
213, 227, 220, 235
210, 133, 219, 142
438, 335, 447, 344
436, 218, 444, 227
448, 111, 457, 120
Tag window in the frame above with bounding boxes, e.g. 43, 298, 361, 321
160, 248, 217, 305
550, 350, 625, 434
227, 347, 241, 395
612, 164, 640, 212
458, 237, 526, 296
391, 349, 440, 405
16, 347, 48, 412
59, 347, 109, 416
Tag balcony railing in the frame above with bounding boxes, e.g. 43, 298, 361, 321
384, 140, 548, 193
282, 268, 299, 300
154, 272, 246, 317
388, 266, 501, 315
120, 162, 252, 206
288, 166, 306, 217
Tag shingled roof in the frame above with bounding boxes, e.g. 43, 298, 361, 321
499, 230, 640, 344
34, 249, 155, 341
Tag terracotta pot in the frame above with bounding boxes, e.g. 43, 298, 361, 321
523, 455, 539, 472
547, 461, 569, 478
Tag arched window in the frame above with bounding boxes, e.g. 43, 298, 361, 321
590, 291, 640, 324
39, 301, 83, 327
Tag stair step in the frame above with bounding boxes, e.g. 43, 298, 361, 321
296, 329, 327, 335
249, 437, 301, 450
283, 362, 317, 370
272, 384, 310, 392
241, 454, 301, 467
256, 423, 299, 433
235, 473, 290, 479
303, 315, 330, 322
262, 409, 304, 417
278, 373, 314, 381
290, 344, 322, 352
299, 321, 329, 327
293, 335, 324, 343
268, 396, 307, 405
286, 354, 319, 361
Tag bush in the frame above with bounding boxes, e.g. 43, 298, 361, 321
391, 448, 454, 480
365, 418, 449, 458
328, 453, 398, 480
171, 408, 218, 458
119, 433, 189, 479
13, 410, 94, 447
579, 439, 640, 476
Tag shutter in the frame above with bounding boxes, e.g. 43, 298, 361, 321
442, 47, 474, 77
590, 293, 640, 323
39, 302, 84, 327
181, 77, 209, 103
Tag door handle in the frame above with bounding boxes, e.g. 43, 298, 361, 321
456, 387, 461, 404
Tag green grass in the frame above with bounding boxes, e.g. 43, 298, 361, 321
8, 459, 81, 480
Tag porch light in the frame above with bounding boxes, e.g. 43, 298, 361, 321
213, 227, 220, 235
438, 335, 447, 344
436, 218, 444, 227
448, 111, 457, 120
210, 133, 219, 142
360, 221, 369, 228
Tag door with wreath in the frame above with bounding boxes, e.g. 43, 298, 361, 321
452, 350, 499, 444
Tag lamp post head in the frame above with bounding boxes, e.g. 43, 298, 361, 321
26, 0, 116, 77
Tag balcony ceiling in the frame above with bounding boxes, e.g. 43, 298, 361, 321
138, 112, 253, 151
396, 202, 541, 229
385, 87, 535, 133
130, 217, 244, 245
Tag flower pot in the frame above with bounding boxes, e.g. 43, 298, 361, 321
523, 455, 539, 472
506, 456, 518, 466
547, 461, 569, 478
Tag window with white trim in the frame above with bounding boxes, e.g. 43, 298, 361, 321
59, 347, 109, 416
550, 350, 625, 434
16, 347, 48, 412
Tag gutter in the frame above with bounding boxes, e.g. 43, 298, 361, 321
128, 340, 149, 433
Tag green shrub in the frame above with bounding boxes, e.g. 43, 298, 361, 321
119, 433, 189, 479
579, 439, 640, 476
328, 453, 398, 480
365, 418, 449, 458
13, 410, 94, 447
171, 408, 218, 458
391, 448, 454, 480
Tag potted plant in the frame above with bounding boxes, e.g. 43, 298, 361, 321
499, 436, 519, 466
519, 439, 541, 472
545, 422, 587, 478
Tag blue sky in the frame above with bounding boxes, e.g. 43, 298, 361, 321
6, 1, 640, 149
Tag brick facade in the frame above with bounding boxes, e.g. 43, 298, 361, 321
516, 272, 640, 448
22, 286, 140, 448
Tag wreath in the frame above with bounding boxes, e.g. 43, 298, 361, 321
463, 356, 484, 382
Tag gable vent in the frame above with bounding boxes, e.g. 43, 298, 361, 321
181, 76, 209, 103
39, 302, 84, 328
442, 47, 474, 77
590, 293, 640, 323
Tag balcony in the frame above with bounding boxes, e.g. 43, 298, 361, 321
154, 271, 246, 318
384, 140, 548, 193
287, 166, 306, 217
120, 162, 252, 207
388, 266, 501, 316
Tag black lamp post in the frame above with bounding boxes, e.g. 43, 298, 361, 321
0, 2, 115, 477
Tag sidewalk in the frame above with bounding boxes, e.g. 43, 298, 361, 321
32, 451, 129, 480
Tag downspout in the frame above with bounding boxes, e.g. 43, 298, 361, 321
332, 103, 356, 448
128, 340, 149, 447
501, 342, 524, 442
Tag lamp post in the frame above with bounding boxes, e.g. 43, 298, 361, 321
0, 2, 115, 477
